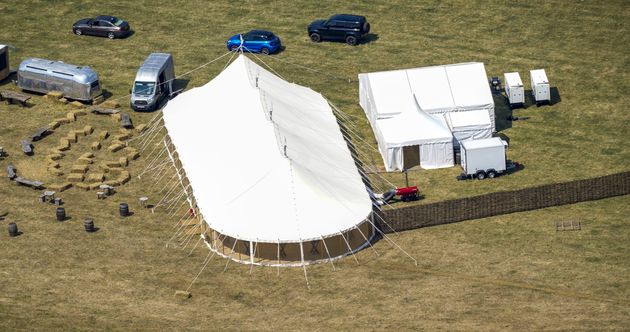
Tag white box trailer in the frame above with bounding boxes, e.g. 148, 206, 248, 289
504, 72, 524, 107
0, 44, 9, 82
460, 137, 508, 179
530, 69, 550, 104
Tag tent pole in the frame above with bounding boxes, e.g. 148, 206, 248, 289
249, 241, 255, 274
355, 223, 379, 257
224, 237, 238, 272
320, 236, 336, 271
340, 232, 359, 265
299, 240, 310, 289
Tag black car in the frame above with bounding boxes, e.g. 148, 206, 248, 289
72, 15, 130, 39
307, 14, 370, 45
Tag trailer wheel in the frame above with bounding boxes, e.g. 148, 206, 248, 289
476, 171, 486, 180
487, 170, 496, 179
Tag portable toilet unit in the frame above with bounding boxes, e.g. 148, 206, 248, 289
530, 69, 550, 105
0, 44, 9, 82
504, 72, 524, 108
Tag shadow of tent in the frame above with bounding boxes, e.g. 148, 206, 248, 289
492, 93, 512, 132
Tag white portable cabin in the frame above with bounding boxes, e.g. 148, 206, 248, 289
460, 137, 508, 177
444, 109, 492, 148
530, 69, 550, 104
504, 72, 524, 107
0, 45, 9, 81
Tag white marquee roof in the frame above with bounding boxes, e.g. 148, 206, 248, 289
162, 55, 372, 243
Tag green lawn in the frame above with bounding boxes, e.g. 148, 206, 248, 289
0, 0, 629, 330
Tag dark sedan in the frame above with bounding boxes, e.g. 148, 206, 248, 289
72, 15, 130, 39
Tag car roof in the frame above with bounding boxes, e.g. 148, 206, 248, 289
247, 30, 274, 36
95, 15, 118, 22
329, 14, 365, 22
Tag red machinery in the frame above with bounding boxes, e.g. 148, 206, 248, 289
395, 186, 419, 202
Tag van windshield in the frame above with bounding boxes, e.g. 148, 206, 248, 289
133, 81, 155, 96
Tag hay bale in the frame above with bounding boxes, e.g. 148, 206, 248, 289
48, 182, 72, 192
111, 113, 122, 122
86, 173, 105, 183
103, 100, 121, 108
58, 138, 71, 148
76, 157, 93, 165
70, 164, 89, 174
48, 168, 64, 176
93, 95, 105, 105
70, 101, 84, 109
118, 156, 128, 167
66, 112, 77, 121
127, 151, 140, 161
174, 290, 192, 299
91, 141, 101, 151
105, 160, 122, 168
72, 129, 86, 137
74, 182, 90, 190
135, 123, 148, 133
103, 179, 122, 187
45, 91, 63, 100
98, 130, 109, 140
66, 132, 78, 143
81, 152, 94, 159
66, 173, 85, 182
118, 170, 131, 184
113, 133, 132, 141
58, 97, 69, 105
107, 167, 125, 174
107, 143, 124, 153
48, 121, 61, 130
83, 125, 93, 135
55, 117, 72, 124
56, 145, 70, 152
88, 182, 103, 190
48, 152, 64, 161
48, 161, 60, 168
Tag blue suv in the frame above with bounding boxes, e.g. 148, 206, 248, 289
226, 30, 281, 55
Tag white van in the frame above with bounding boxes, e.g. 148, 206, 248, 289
130, 53, 175, 111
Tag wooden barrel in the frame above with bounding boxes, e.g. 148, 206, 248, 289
8, 222, 18, 237
56, 207, 66, 221
119, 203, 129, 217
84, 218, 95, 232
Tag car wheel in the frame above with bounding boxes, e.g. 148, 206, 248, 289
487, 170, 496, 179
309, 33, 321, 43
261, 47, 270, 55
229, 44, 239, 52
476, 171, 486, 180
107, 32, 115, 39
74, 29, 82, 36
345, 35, 358, 46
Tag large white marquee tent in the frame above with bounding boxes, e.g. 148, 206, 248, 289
161, 55, 374, 266
359, 62, 496, 171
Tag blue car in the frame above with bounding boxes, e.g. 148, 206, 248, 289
226, 30, 281, 55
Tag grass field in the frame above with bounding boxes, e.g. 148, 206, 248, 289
0, 0, 629, 330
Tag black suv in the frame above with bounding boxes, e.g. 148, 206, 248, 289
307, 14, 370, 45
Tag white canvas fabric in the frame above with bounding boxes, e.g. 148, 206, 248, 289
162, 55, 372, 243
444, 109, 492, 147
359, 62, 494, 171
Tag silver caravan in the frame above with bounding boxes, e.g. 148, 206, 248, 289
0, 44, 9, 81
17, 58, 101, 102
130, 53, 175, 111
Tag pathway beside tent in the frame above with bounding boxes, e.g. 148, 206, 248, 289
160, 55, 375, 267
